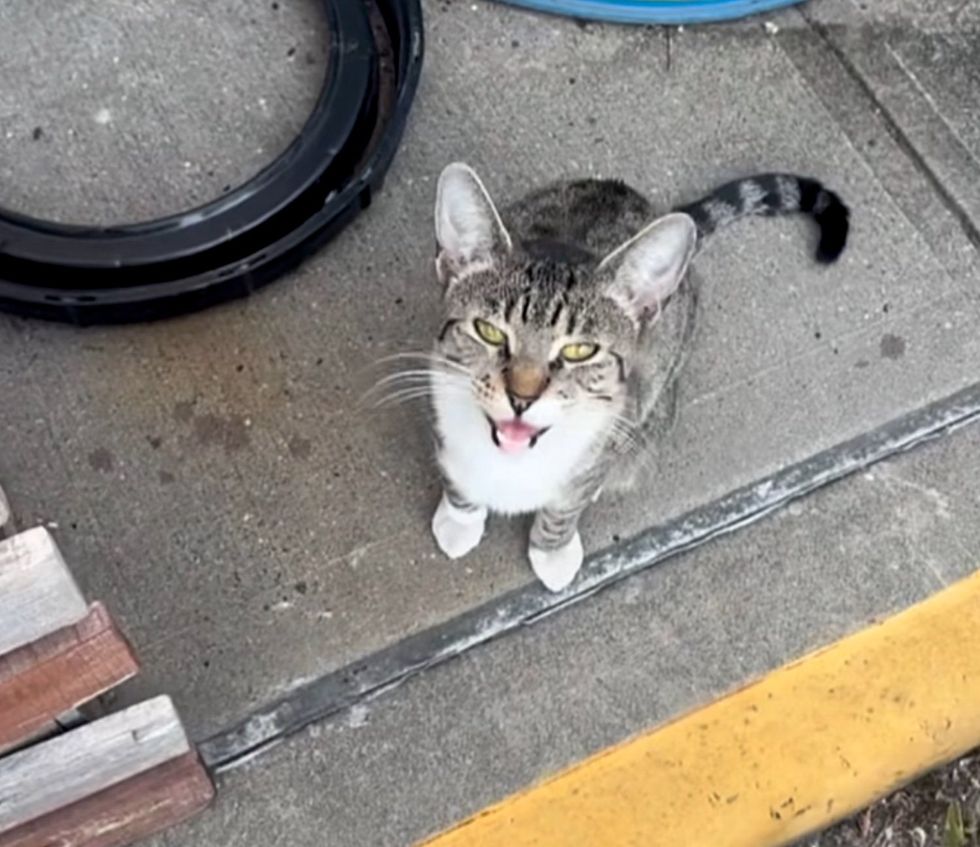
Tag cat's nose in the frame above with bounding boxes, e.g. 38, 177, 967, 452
508, 392, 535, 415
505, 360, 549, 414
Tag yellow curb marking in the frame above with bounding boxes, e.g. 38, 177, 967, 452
420, 569, 980, 847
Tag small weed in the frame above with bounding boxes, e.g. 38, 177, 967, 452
944, 802, 966, 847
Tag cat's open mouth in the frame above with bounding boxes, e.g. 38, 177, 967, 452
487, 416, 550, 453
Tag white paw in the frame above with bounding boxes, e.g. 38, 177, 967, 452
432, 494, 487, 559
528, 532, 584, 593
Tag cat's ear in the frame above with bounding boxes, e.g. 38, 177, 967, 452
434, 163, 512, 287
600, 213, 697, 322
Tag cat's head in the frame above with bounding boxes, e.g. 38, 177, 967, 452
431, 163, 696, 455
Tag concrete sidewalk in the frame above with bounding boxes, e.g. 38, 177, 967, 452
1, 0, 979, 840
155, 403, 980, 847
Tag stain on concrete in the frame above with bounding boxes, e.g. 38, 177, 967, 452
288, 436, 312, 459
880, 334, 907, 360
173, 397, 252, 454
193, 413, 250, 453
855, 359, 871, 370
88, 448, 114, 473
147, 435, 163, 449
159, 470, 176, 485
174, 400, 195, 423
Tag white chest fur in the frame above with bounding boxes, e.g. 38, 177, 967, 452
432, 388, 604, 515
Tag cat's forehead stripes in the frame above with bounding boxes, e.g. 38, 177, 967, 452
489, 258, 598, 331
549, 299, 565, 328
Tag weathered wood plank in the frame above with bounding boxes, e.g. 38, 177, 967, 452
0, 527, 87, 656
0, 752, 214, 847
0, 603, 140, 754
0, 697, 190, 833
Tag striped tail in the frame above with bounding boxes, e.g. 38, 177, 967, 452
676, 173, 850, 264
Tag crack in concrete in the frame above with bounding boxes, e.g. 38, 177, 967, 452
799, 10, 980, 251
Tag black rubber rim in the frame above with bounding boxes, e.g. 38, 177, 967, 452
0, 0, 423, 325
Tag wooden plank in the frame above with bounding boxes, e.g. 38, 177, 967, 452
0, 603, 140, 754
0, 697, 190, 833
0, 527, 87, 656
0, 752, 214, 847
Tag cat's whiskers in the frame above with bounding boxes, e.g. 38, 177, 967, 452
360, 355, 473, 404
365, 368, 475, 410
371, 351, 471, 377
553, 406, 635, 447
367, 370, 439, 390
566, 405, 652, 464
368, 385, 471, 410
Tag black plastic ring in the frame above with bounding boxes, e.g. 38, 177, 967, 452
0, 0, 423, 324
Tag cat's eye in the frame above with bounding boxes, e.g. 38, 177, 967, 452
560, 342, 599, 363
474, 319, 506, 346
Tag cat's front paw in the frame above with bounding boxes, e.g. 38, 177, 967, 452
432, 494, 487, 559
528, 532, 584, 593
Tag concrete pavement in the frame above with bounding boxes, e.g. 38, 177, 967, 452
1, 0, 979, 842
155, 413, 980, 847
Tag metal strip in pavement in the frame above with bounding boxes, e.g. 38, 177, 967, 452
419, 566, 980, 847
199, 381, 980, 771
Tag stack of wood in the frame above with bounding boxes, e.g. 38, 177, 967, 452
0, 500, 214, 847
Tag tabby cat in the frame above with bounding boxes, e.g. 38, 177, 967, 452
424, 163, 848, 592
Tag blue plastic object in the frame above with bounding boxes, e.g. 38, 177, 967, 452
495, 0, 802, 25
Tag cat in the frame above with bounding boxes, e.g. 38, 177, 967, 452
423, 163, 849, 592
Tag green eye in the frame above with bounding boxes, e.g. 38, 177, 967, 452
474, 319, 506, 346
560, 342, 599, 363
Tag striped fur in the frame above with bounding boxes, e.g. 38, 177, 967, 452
677, 173, 850, 263
428, 163, 849, 592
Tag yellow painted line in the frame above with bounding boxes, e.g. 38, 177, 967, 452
420, 569, 980, 847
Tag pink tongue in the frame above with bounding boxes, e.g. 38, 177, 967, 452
495, 419, 539, 454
